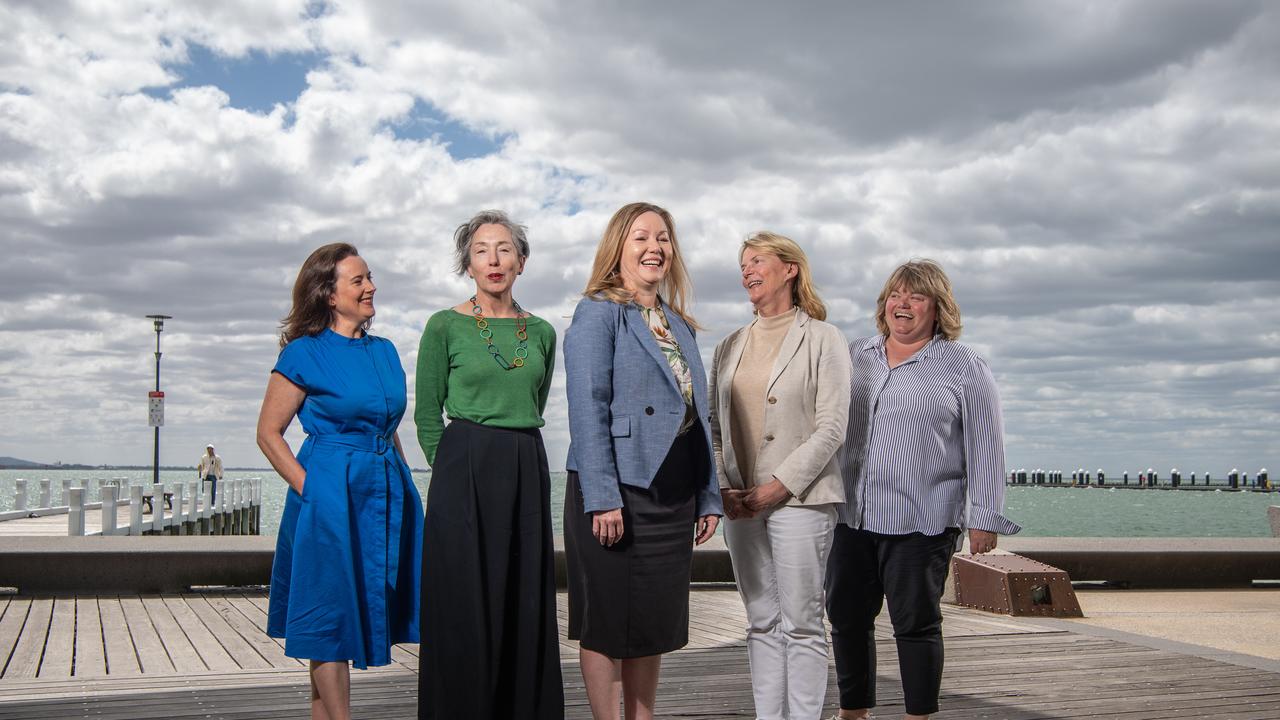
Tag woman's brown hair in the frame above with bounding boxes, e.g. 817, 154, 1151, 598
279, 243, 368, 347
582, 202, 699, 329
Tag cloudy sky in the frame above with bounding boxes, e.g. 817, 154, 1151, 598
1, 1, 1276, 477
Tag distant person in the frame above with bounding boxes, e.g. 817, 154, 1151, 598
257, 243, 423, 720
709, 232, 851, 720
414, 211, 563, 720
196, 444, 223, 503
564, 202, 723, 720
829, 259, 1020, 720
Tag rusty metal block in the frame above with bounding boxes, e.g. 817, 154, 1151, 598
952, 552, 1083, 618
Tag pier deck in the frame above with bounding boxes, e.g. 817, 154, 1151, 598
2, 590, 1279, 718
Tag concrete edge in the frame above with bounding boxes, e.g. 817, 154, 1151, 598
3, 536, 1280, 593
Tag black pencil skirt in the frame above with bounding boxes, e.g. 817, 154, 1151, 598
564, 430, 704, 658
419, 419, 564, 720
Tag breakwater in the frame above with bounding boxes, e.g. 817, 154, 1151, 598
1007, 467, 1271, 491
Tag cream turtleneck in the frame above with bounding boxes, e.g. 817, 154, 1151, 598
728, 307, 797, 488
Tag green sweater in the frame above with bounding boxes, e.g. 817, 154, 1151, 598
414, 309, 556, 466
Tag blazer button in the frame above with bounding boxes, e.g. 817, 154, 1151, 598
764, 434, 774, 442
767, 396, 777, 404
645, 406, 655, 415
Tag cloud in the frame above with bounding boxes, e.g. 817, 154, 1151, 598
0, 1, 1276, 479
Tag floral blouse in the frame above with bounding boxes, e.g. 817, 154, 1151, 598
639, 303, 696, 433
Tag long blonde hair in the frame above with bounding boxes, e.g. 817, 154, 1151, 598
583, 202, 699, 329
874, 258, 962, 340
740, 231, 827, 321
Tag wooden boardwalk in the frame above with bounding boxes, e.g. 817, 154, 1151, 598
1, 589, 1279, 718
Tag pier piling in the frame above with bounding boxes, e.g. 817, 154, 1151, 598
101, 485, 117, 536
68, 488, 85, 536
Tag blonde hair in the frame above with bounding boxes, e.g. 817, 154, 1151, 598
740, 231, 827, 321
583, 202, 699, 329
874, 258, 962, 340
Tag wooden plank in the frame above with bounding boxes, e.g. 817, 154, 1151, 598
118, 597, 175, 674
159, 596, 238, 672
1, 597, 51, 678
1, 589, 1279, 720
35, 597, 75, 678
0, 597, 30, 677
180, 595, 271, 670
72, 596, 106, 677
203, 595, 299, 669
139, 596, 206, 674
97, 596, 142, 675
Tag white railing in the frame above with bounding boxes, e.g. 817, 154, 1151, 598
2, 477, 263, 536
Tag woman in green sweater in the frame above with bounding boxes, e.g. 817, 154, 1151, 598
414, 210, 563, 720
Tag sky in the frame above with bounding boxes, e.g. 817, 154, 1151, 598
0, 1, 1276, 477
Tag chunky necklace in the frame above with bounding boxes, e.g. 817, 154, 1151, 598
471, 295, 528, 370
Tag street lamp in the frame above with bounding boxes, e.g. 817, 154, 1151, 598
146, 314, 172, 485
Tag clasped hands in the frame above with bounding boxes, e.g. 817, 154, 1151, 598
721, 477, 791, 520
591, 508, 720, 547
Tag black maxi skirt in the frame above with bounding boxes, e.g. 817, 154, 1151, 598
565, 430, 704, 658
419, 419, 564, 720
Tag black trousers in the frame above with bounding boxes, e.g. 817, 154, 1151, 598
825, 525, 959, 716
419, 419, 564, 719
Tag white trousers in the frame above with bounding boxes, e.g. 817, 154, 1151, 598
724, 503, 837, 720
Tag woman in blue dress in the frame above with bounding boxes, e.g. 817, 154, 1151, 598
257, 242, 424, 720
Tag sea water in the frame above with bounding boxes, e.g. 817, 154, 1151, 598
0, 469, 1274, 538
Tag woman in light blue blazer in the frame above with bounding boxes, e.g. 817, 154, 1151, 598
564, 202, 724, 720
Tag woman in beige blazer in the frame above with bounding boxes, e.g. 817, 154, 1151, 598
709, 232, 852, 720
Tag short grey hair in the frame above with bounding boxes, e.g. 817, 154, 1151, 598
453, 210, 530, 275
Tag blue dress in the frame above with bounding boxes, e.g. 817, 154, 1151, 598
266, 329, 424, 669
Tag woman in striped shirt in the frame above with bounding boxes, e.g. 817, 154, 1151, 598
827, 259, 1020, 720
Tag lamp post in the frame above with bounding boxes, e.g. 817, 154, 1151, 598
146, 315, 172, 485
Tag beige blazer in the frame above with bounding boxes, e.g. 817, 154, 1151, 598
709, 309, 852, 506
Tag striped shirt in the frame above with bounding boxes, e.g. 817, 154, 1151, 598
837, 334, 1021, 536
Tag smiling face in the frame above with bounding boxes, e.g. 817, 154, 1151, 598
884, 284, 937, 345
617, 210, 671, 294
466, 223, 525, 295
329, 254, 376, 326
740, 246, 796, 313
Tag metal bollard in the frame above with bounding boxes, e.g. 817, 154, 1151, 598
68, 488, 85, 536
1261, 469, 1270, 490
1230, 469, 1239, 490
1171, 469, 1181, 488
1123, 471, 1129, 486
1098, 469, 1105, 486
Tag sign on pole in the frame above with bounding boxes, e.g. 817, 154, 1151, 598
148, 390, 165, 427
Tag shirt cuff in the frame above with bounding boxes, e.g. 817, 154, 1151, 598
968, 505, 1022, 535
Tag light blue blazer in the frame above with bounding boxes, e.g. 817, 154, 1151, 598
564, 295, 724, 517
